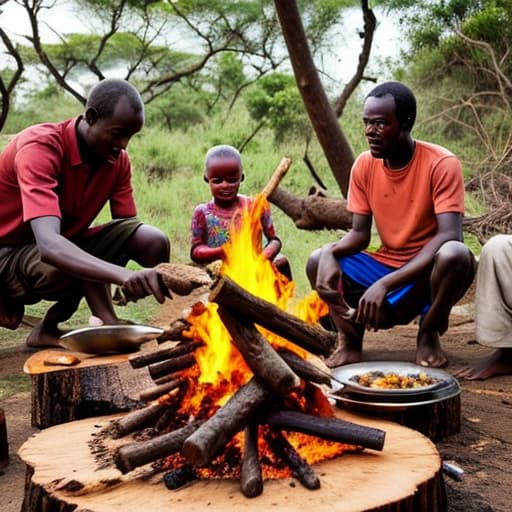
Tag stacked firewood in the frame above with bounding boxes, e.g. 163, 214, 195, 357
106, 276, 386, 498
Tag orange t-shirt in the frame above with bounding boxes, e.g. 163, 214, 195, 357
347, 140, 465, 268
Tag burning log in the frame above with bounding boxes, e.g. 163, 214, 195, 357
217, 306, 301, 396
265, 410, 385, 452
163, 465, 197, 490
111, 403, 166, 439
277, 347, 331, 387
148, 353, 196, 380
182, 377, 271, 467
265, 430, 320, 490
157, 319, 191, 343
137, 378, 184, 403
115, 420, 202, 474
209, 276, 336, 356
240, 423, 263, 498
129, 340, 202, 369
153, 370, 186, 386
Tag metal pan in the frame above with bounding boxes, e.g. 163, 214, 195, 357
59, 324, 164, 354
330, 361, 453, 398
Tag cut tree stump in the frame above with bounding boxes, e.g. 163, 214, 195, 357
18, 410, 446, 512
24, 349, 155, 429
0, 407, 8, 468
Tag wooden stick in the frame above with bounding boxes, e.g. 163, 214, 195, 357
261, 157, 292, 198
157, 319, 191, 344
265, 409, 385, 452
182, 377, 271, 467
217, 306, 301, 396
265, 430, 320, 490
240, 423, 263, 498
138, 378, 184, 403
277, 347, 331, 386
111, 403, 166, 439
209, 276, 336, 356
114, 420, 202, 474
148, 353, 196, 380
153, 370, 186, 386
129, 340, 201, 369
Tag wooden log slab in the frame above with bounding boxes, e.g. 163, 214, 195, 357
0, 407, 8, 468
18, 410, 446, 512
24, 349, 154, 429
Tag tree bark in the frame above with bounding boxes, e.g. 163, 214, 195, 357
269, 186, 352, 230
274, 0, 355, 198
19, 411, 447, 511
217, 305, 301, 396
209, 276, 337, 356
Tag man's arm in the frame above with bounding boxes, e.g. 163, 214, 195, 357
30, 216, 166, 303
314, 213, 372, 303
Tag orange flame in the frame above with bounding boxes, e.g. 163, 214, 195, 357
171, 194, 358, 477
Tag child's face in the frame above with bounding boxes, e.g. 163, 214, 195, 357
204, 156, 243, 206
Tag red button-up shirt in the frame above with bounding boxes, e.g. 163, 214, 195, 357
0, 116, 137, 245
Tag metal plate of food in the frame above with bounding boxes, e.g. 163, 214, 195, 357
331, 361, 454, 397
59, 324, 164, 354
327, 378, 461, 412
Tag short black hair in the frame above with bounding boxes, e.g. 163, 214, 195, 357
366, 81, 416, 131
204, 144, 242, 171
86, 78, 143, 119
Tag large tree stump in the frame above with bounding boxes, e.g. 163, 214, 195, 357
24, 349, 154, 429
19, 410, 446, 512
0, 407, 8, 468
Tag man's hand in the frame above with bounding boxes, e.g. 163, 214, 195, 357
355, 280, 389, 330
121, 268, 167, 304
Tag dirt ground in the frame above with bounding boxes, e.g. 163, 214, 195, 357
0, 286, 511, 512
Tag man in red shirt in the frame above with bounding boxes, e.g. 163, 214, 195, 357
0, 78, 170, 348
307, 81, 475, 368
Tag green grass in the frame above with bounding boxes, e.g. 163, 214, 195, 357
0, 88, 488, 332
0, 373, 31, 401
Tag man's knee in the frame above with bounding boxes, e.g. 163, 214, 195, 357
306, 248, 321, 286
435, 240, 475, 278
129, 224, 170, 266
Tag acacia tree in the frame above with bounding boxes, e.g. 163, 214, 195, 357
383, 0, 512, 242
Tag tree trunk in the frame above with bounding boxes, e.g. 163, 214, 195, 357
269, 186, 352, 230
19, 410, 447, 511
274, 0, 355, 198
24, 349, 152, 429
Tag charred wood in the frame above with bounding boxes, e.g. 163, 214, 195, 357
240, 423, 263, 498
210, 276, 336, 356
265, 409, 385, 451
114, 420, 202, 474
182, 377, 271, 467
265, 430, 320, 490
148, 353, 196, 380
217, 306, 301, 396
129, 340, 202, 369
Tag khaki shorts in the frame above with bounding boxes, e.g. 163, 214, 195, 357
0, 217, 142, 305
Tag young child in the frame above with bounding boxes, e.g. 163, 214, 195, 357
190, 144, 292, 280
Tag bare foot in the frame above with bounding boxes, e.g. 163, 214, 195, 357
324, 333, 362, 368
25, 320, 66, 348
416, 329, 448, 368
453, 349, 512, 380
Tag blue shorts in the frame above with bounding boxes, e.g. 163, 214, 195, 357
338, 252, 430, 319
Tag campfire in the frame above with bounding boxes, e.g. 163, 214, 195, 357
105, 194, 386, 497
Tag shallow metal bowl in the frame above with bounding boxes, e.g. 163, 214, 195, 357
59, 324, 164, 354
331, 361, 454, 398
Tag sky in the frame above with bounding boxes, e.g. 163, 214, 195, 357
0, 1, 405, 92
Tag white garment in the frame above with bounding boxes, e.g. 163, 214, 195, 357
475, 234, 512, 347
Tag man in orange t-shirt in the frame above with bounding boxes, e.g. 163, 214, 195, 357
307, 81, 475, 369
